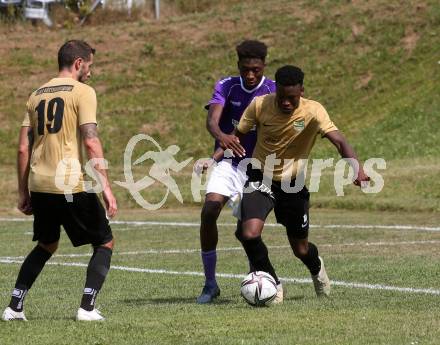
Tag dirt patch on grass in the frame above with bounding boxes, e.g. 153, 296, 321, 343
0, 111, 7, 126
355, 71, 373, 90
302, 8, 320, 24
401, 27, 420, 54
140, 117, 171, 136
351, 23, 365, 39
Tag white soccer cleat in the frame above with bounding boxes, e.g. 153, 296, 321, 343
2, 307, 27, 321
76, 308, 105, 321
272, 283, 284, 304
312, 256, 331, 297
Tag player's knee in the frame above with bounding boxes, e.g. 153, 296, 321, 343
291, 242, 309, 258
101, 239, 114, 250
201, 201, 223, 223
242, 227, 260, 240
38, 241, 58, 254
235, 223, 261, 241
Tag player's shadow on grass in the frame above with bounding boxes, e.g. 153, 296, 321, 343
123, 297, 233, 305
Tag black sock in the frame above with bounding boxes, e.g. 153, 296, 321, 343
299, 242, 321, 276
9, 245, 52, 312
236, 231, 280, 285
80, 246, 112, 311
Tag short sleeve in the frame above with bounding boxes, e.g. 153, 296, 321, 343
22, 100, 31, 127
316, 104, 338, 137
237, 99, 257, 134
269, 81, 276, 93
204, 78, 228, 109
78, 87, 97, 126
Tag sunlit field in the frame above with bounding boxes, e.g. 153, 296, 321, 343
1, 209, 439, 345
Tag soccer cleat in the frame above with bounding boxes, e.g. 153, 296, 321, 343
2, 307, 27, 321
76, 308, 105, 321
272, 283, 284, 304
196, 284, 220, 304
312, 256, 331, 297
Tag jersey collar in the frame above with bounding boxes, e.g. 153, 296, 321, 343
240, 76, 266, 93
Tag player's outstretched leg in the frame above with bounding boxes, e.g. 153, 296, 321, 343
2, 242, 57, 321
197, 194, 228, 304
288, 236, 330, 297
238, 186, 284, 303
77, 240, 113, 321
235, 220, 283, 303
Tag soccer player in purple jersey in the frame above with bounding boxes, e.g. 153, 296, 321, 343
196, 40, 277, 304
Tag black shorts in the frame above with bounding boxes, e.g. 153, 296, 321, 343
240, 169, 310, 239
31, 192, 113, 247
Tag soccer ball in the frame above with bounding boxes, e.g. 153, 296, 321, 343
240, 271, 278, 306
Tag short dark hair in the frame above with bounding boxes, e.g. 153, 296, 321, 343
275, 65, 304, 86
236, 40, 267, 62
58, 40, 96, 70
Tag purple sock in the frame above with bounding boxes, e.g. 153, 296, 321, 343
201, 250, 217, 288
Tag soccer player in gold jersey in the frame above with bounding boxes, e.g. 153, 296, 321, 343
224, 65, 369, 298
2, 40, 117, 321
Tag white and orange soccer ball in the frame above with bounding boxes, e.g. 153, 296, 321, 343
240, 271, 277, 306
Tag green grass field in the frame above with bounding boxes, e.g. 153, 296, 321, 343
1, 208, 440, 345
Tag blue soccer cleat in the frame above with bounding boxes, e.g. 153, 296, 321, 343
196, 284, 220, 304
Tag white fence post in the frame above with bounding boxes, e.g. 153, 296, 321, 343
155, 0, 159, 19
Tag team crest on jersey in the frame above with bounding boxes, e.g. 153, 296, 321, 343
293, 119, 305, 132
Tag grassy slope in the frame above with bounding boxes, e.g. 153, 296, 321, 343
0, 0, 439, 212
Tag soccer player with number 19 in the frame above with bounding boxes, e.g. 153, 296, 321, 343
2, 40, 117, 321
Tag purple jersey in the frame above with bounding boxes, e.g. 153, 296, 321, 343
206, 76, 276, 166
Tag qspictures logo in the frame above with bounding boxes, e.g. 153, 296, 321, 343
54, 135, 386, 210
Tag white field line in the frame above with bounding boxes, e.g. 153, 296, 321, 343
0, 258, 439, 296
1, 240, 439, 260
1, 217, 440, 232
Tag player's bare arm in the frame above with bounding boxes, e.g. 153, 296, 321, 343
80, 123, 117, 218
206, 103, 224, 140
220, 127, 245, 158
194, 147, 224, 175
207, 103, 242, 151
196, 132, 246, 174
17, 126, 33, 215
324, 130, 369, 186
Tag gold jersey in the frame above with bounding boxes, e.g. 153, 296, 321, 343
22, 77, 97, 194
237, 94, 338, 181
